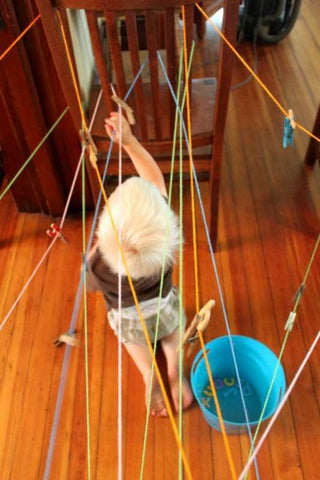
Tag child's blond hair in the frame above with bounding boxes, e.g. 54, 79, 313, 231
97, 177, 179, 279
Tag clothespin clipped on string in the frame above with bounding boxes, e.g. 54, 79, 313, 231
293, 283, 306, 305
283, 109, 296, 148
46, 223, 68, 244
53, 329, 79, 348
179, 299, 215, 357
110, 84, 135, 125
79, 128, 98, 168
284, 311, 296, 332
285, 282, 306, 333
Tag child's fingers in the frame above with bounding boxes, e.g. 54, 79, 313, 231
105, 114, 119, 124
105, 124, 114, 138
105, 117, 119, 130
104, 112, 131, 141
104, 120, 117, 139
108, 111, 129, 125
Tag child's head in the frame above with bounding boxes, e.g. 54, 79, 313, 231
97, 177, 179, 279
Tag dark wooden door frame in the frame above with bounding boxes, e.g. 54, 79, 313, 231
0, 0, 67, 214
0, 0, 90, 214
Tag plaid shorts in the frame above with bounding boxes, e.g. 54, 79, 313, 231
107, 286, 186, 345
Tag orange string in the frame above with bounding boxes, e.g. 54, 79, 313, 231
195, 2, 320, 144
198, 332, 238, 480
0, 14, 41, 61
181, 7, 200, 314
92, 164, 193, 480
182, 6, 237, 480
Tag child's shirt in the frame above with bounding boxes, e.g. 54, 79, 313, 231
86, 247, 173, 311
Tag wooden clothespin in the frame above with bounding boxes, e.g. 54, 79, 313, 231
110, 84, 135, 125
179, 299, 215, 357
288, 109, 296, 129
46, 223, 68, 244
79, 129, 98, 168
283, 109, 296, 148
284, 311, 296, 332
53, 330, 79, 348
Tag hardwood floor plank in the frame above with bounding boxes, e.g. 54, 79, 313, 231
0, 215, 43, 475
227, 41, 320, 477
6, 220, 79, 479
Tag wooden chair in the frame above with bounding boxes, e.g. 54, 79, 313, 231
35, 0, 239, 250
305, 104, 320, 167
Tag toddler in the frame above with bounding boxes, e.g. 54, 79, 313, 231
86, 112, 193, 417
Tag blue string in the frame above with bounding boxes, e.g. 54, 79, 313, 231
43, 147, 112, 480
157, 51, 261, 480
43, 59, 148, 480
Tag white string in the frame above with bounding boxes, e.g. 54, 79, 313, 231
238, 330, 320, 480
0, 91, 105, 334
117, 105, 123, 480
60, 89, 103, 226
0, 237, 59, 331
0, 146, 84, 332
2, 89, 122, 332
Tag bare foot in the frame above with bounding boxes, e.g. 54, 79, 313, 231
144, 372, 168, 418
169, 374, 194, 413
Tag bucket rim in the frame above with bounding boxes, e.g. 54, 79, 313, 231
190, 334, 286, 428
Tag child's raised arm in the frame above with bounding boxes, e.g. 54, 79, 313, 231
105, 112, 167, 197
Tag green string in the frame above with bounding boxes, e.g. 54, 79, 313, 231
82, 148, 91, 480
138, 53, 183, 480
245, 232, 320, 478
0, 107, 69, 200
139, 40, 195, 480
139, 43, 192, 480
178, 92, 184, 480
176, 39, 196, 480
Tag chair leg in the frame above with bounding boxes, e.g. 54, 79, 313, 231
85, 153, 101, 205
195, 2, 206, 40
305, 105, 320, 166
209, 154, 223, 254
209, 0, 239, 250
209, 162, 221, 252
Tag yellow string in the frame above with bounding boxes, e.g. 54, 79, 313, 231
195, 2, 320, 144
182, 7, 237, 479
0, 13, 41, 61
56, 10, 193, 479
182, 6, 200, 313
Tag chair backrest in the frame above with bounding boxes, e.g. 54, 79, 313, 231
36, 0, 239, 159
85, 2, 195, 145
38, 1, 196, 148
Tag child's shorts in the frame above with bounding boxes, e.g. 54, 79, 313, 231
107, 286, 186, 345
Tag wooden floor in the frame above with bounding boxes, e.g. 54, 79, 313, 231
1, 1, 320, 479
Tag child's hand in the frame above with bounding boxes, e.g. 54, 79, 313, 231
104, 112, 135, 147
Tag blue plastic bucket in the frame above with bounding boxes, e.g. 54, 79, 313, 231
191, 336, 286, 434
